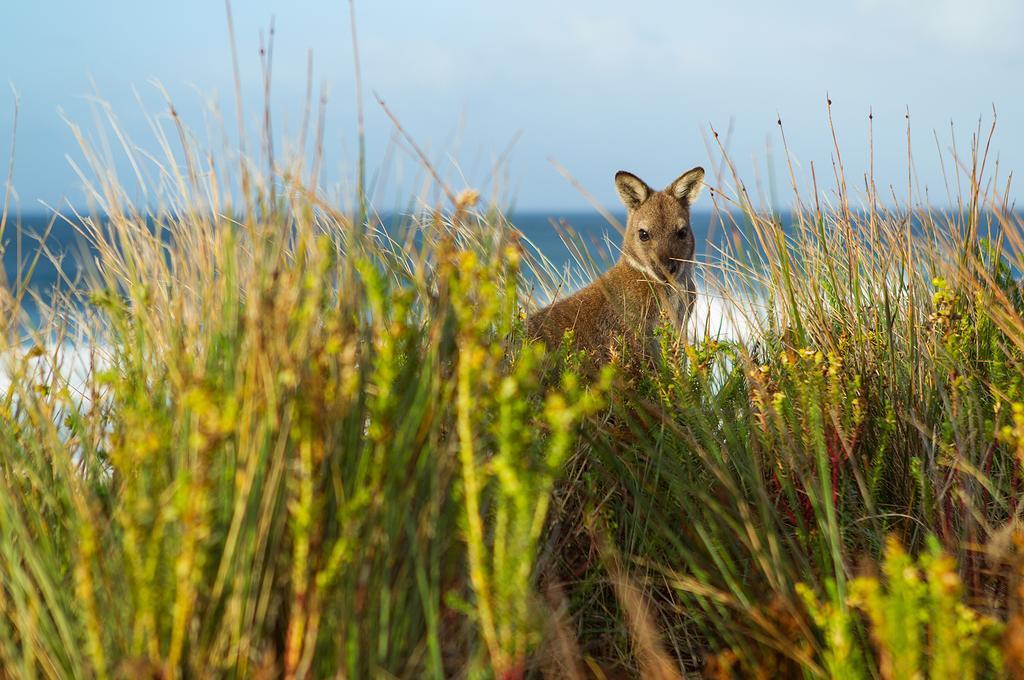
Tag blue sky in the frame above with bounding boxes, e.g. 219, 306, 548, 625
1, 0, 1021, 212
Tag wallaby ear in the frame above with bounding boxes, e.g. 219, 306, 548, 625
668, 166, 705, 205
615, 171, 651, 210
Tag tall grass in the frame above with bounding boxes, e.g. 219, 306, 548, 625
2, 70, 1024, 679
558, 115, 1024, 676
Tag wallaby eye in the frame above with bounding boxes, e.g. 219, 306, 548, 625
676, 227, 689, 239
637, 229, 650, 242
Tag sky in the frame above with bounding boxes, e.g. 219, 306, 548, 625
0, 0, 1021, 212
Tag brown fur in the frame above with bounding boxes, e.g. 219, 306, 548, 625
527, 167, 705, 362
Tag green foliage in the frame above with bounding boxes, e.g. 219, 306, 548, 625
0, 169, 608, 676
550, 134, 1024, 675
800, 537, 1004, 680
2, 94, 1024, 680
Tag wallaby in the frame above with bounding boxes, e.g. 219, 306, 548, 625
526, 167, 705, 362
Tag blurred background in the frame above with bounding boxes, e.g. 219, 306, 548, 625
1, 0, 1021, 212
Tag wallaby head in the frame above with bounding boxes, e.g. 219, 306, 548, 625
614, 167, 705, 283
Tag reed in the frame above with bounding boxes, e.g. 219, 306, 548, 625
1, 69, 1023, 678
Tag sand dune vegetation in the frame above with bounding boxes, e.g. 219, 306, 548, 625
2, 71, 1024, 679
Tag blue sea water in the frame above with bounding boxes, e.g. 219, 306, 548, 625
6, 207, 1017, 327
2, 214, 97, 324
1, 210, 724, 324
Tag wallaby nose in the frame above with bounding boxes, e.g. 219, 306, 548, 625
666, 260, 679, 275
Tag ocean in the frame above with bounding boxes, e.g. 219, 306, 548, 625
0, 208, 763, 395
1, 210, 727, 324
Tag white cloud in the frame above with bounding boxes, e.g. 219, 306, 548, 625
859, 0, 1024, 54
362, 37, 464, 93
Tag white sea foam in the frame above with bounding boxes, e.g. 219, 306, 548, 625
0, 285, 759, 399
687, 286, 761, 346
0, 341, 107, 404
